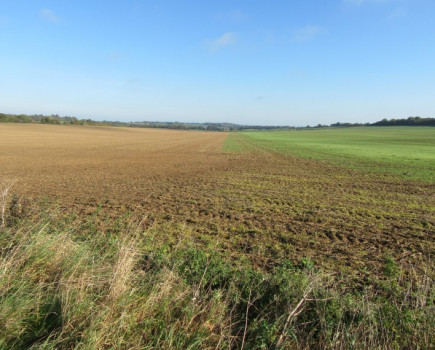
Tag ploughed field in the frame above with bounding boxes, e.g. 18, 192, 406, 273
1, 124, 434, 280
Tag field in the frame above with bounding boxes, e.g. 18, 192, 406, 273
225, 127, 435, 182
0, 124, 434, 348
1, 124, 433, 274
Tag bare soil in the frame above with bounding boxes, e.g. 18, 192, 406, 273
1, 124, 433, 280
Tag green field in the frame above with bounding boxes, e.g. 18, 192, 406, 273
224, 127, 435, 182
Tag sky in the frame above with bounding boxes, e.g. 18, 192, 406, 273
1, 0, 435, 126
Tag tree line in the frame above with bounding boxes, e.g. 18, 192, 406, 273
1, 113, 434, 130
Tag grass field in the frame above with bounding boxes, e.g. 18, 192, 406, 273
0, 124, 433, 348
224, 127, 435, 182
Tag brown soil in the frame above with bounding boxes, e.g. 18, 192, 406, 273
1, 124, 433, 279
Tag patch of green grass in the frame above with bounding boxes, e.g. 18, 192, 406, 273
225, 127, 435, 182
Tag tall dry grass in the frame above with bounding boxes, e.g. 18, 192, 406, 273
0, 206, 234, 349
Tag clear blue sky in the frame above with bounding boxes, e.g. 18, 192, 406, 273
1, 0, 434, 126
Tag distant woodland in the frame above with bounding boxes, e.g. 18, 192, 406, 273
1, 113, 434, 131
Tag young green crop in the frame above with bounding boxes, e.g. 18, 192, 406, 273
224, 127, 435, 182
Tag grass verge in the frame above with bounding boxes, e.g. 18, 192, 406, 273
0, 204, 433, 349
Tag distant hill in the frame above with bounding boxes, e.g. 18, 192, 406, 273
1, 113, 434, 130
0, 113, 292, 130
